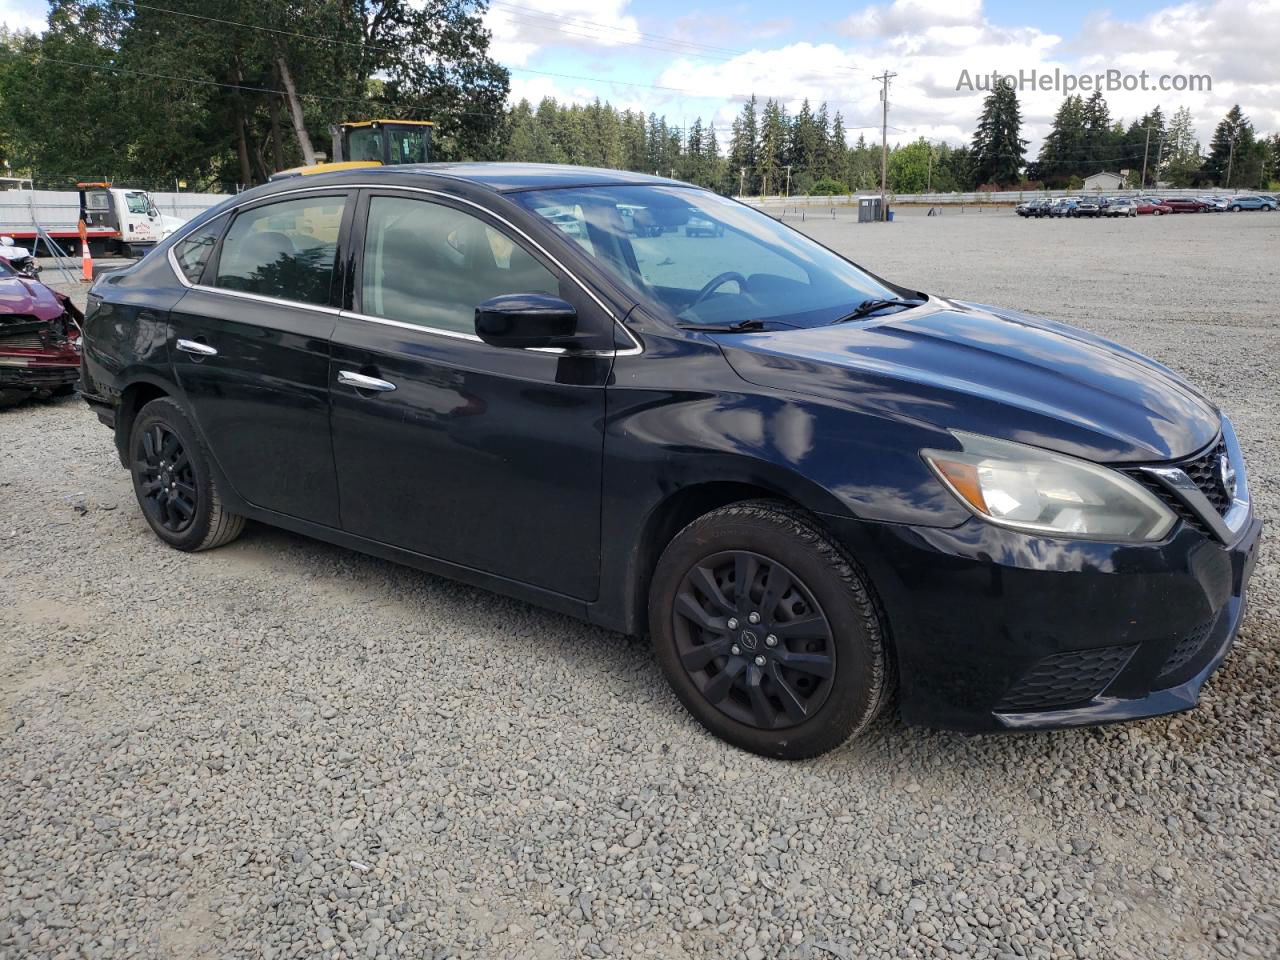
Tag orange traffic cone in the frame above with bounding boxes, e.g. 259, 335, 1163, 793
81, 243, 94, 282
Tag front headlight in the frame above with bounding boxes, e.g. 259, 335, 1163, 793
921, 431, 1176, 542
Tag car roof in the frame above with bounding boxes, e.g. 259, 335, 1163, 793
283, 162, 690, 194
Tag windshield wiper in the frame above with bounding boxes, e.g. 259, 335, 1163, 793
829, 297, 925, 324
675, 318, 768, 333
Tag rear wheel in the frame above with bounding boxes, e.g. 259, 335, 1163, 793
649, 501, 890, 759
129, 397, 244, 551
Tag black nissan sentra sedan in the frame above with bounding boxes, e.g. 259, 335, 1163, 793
79, 164, 1261, 759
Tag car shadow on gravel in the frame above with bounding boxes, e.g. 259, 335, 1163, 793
207, 519, 1173, 790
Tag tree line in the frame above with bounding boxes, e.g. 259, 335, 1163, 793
2, 5, 1277, 195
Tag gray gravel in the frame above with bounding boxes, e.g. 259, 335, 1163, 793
2, 211, 1278, 960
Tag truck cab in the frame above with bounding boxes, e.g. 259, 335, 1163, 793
78, 184, 186, 255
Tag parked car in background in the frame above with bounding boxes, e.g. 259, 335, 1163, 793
1160, 197, 1209, 213
1105, 198, 1137, 217
1048, 198, 1079, 218
1257, 194, 1278, 207
1198, 196, 1229, 212
1134, 198, 1173, 215
1074, 198, 1103, 217
0, 256, 82, 407
685, 214, 725, 237
79, 163, 1261, 759
1228, 195, 1277, 211
0, 236, 40, 277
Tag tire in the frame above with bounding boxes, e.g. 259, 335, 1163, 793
648, 500, 890, 759
1231, 205, 1241, 211
129, 397, 245, 551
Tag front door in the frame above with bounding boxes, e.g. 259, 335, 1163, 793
170, 191, 352, 527
328, 191, 615, 600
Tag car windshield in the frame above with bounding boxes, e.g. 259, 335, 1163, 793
0, 257, 15, 278
511, 185, 904, 328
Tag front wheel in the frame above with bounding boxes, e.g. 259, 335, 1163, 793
649, 501, 891, 759
1231, 205, 1241, 211
129, 397, 245, 551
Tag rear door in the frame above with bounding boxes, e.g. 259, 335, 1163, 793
169, 190, 353, 527
327, 189, 616, 599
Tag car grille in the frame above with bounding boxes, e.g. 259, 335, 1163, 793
995, 644, 1137, 712
0, 332, 45, 350
1156, 618, 1216, 685
1127, 436, 1230, 536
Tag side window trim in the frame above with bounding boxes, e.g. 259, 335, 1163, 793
171, 182, 641, 354
201, 190, 354, 311
167, 211, 230, 287
350, 189, 569, 339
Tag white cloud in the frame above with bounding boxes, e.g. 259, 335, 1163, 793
841, 0, 983, 38
484, 0, 642, 67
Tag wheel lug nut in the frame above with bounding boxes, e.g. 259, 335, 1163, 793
748, 612, 761, 624
730, 644, 740, 656
765, 634, 778, 647
754, 655, 766, 666
727, 617, 739, 630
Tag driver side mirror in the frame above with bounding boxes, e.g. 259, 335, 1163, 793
475, 294, 579, 349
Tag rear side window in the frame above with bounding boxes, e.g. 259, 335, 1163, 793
172, 219, 224, 285
360, 196, 559, 334
215, 195, 346, 306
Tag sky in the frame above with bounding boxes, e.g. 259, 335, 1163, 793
3, 0, 1278, 155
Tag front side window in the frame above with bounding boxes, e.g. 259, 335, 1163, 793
215, 195, 346, 306
512, 185, 902, 328
172, 219, 223, 285
125, 192, 151, 215
360, 196, 559, 334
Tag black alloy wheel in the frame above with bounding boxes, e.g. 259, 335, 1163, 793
672, 550, 835, 730
135, 422, 197, 533
129, 397, 245, 551
649, 500, 890, 759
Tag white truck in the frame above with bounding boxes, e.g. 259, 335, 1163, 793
0, 181, 222, 257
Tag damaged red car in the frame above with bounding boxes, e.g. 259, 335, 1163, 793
0, 257, 82, 407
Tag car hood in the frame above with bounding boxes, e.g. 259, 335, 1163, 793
714, 298, 1220, 463
0, 275, 66, 322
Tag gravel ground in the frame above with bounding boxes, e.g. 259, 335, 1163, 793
2, 211, 1277, 960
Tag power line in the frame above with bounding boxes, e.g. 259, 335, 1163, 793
94, 0, 871, 112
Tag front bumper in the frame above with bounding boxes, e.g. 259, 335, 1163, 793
0, 358, 81, 392
824, 507, 1262, 734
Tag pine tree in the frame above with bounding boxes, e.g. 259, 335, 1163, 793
1204, 105, 1254, 187
971, 82, 1026, 186
757, 99, 788, 196
729, 96, 759, 195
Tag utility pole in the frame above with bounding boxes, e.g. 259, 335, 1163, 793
926, 144, 934, 194
738, 167, 745, 197
785, 164, 792, 198
1226, 132, 1237, 188
1140, 127, 1151, 189
1154, 130, 1165, 188
874, 71, 897, 222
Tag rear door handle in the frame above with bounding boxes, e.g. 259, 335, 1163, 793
337, 370, 397, 393
176, 338, 217, 357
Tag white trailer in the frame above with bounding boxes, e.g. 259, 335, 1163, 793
0, 180, 227, 256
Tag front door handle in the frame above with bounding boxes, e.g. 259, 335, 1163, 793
176, 338, 217, 357
337, 370, 397, 393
